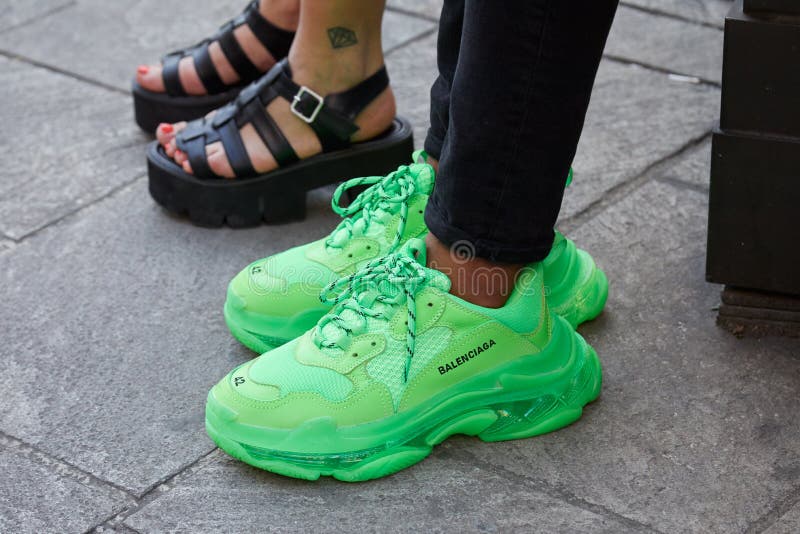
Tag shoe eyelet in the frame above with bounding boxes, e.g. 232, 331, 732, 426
427, 302, 433, 307
352, 352, 358, 358
371, 341, 376, 347
348, 253, 353, 258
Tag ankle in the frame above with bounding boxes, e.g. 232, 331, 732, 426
259, 0, 300, 32
287, 46, 394, 142
424, 234, 523, 309
288, 17, 384, 94
288, 49, 384, 94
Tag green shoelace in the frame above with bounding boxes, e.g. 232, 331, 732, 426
315, 245, 429, 382
325, 164, 424, 252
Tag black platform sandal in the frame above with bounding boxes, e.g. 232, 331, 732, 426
147, 59, 414, 227
132, 1, 294, 133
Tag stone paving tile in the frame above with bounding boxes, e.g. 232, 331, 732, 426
384, 33, 437, 149
389, 0, 733, 27
124, 448, 642, 533
566, 61, 717, 220
0, 0, 70, 33
0, 179, 342, 494
0, 434, 134, 534
656, 138, 712, 191
468, 179, 800, 533
0, 0, 434, 92
765, 502, 800, 534
622, 0, 732, 27
606, 5, 724, 84
100, 526, 141, 534
0, 56, 146, 241
383, 10, 437, 52
388, 0, 443, 19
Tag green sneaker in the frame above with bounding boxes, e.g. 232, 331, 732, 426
224, 155, 607, 353
206, 239, 602, 481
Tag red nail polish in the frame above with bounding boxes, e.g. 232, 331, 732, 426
137, 65, 149, 75
175, 149, 183, 158
160, 123, 173, 134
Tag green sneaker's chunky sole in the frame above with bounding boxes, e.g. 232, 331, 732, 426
206, 316, 601, 482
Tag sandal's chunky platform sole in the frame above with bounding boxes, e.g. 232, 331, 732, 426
133, 81, 243, 134
205, 316, 601, 482
147, 116, 414, 227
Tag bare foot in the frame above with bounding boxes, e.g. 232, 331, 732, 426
135, 0, 298, 96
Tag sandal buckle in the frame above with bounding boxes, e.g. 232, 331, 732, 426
290, 86, 324, 124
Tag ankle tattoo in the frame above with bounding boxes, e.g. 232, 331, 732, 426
327, 26, 358, 49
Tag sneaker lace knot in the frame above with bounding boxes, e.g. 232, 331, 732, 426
325, 165, 420, 251
314, 244, 430, 382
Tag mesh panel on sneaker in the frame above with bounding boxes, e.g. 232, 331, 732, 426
366, 326, 452, 408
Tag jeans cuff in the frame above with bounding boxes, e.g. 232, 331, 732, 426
424, 201, 554, 264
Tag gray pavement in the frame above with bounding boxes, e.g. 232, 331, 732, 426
1, 1, 799, 533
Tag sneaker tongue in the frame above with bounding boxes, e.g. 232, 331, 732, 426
319, 238, 450, 351
408, 162, 435, 196
402, 238, 451, 292
328, 162, 436, 248
404, 237, 426, 264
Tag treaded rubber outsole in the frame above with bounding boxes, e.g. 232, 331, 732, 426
147, 116, 414, 228
132, 81, 243, 134
206, 327, 602, 482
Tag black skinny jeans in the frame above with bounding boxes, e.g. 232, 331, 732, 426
423, 0, 619, 263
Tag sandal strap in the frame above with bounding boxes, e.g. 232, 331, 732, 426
162, 53, 186, 97
217, 22, 261, 82
275, 60, 389, 151
241, 1, 294, 61
192, 44, 227, 94
182, 127, 214, 178
160, 1, 295, 97
218, 120, 256, 176
243, 98, 299, 166
175, 59, 388, 179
